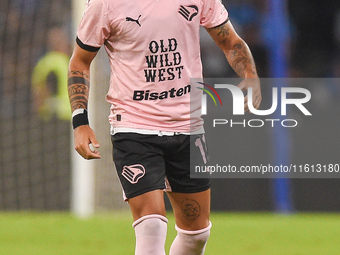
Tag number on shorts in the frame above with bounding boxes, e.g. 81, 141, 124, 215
195, 135, 208, 164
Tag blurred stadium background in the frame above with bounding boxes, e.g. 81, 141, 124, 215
0, 0, 340, 254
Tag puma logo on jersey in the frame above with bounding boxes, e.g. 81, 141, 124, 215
178, 5, 198, 21
126, 15, 142, 27
122, 164, 145, 184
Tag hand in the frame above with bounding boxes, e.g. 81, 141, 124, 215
237, 78, 262, 113
74, 125, 101, 160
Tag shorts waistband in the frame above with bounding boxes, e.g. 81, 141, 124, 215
110, 127, 204, 136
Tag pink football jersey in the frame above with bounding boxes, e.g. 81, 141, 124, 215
77, 0, 228, 133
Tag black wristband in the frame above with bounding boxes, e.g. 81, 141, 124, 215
72, 109, 89, 129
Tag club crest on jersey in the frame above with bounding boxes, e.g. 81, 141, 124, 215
178, 5, 198, 21
122, 164, 145, 184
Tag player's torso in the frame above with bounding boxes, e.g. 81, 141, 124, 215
102, 0, 204, 125
105, 0, 203, 86
99, 0, 206, 131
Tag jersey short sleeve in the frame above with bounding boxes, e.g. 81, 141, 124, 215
76, 0, 111, 51
200, 0, 229, 28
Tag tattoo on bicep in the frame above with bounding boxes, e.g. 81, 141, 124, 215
208, 23, 230, 38
181, 199, 201, 221
216, 25, 230, 37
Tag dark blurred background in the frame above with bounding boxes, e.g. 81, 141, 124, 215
202, 0, 340, 78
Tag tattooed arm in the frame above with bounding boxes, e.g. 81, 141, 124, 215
206, 20, 262, 111
68, 44, 101, 159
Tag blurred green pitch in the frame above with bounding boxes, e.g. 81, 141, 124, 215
0, 212, 339, 255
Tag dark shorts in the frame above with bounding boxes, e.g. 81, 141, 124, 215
111, 133, 210, 200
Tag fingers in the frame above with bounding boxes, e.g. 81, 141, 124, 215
237, 82, 246, 91
252, 95, 262, 110
75, 140, 101, 160
238, 79, 262, 112
244, 95, 249, 112
244, 93, 262, 113
74, 126, 101, 160
87, 134, 102, 159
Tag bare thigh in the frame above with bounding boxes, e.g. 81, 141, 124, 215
167, 189, 211, 231
128, 189, 166, 221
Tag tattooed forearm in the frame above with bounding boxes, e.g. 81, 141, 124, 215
228, 41, 257, 78
68, 73, 90, 111
69, 70, 90, 80
181, 199, 201, 221
207, 21, 258, 78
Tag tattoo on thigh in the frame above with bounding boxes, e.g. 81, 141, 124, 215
181, 199, 201, 221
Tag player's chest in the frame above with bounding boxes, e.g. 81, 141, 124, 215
109, 0, 202, 38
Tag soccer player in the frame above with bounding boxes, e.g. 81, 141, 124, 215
68, 0, 261, 254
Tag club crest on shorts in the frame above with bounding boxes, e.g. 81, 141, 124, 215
122, 164, 146, 184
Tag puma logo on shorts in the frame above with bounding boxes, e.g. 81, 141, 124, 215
122, 164, 146, 184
